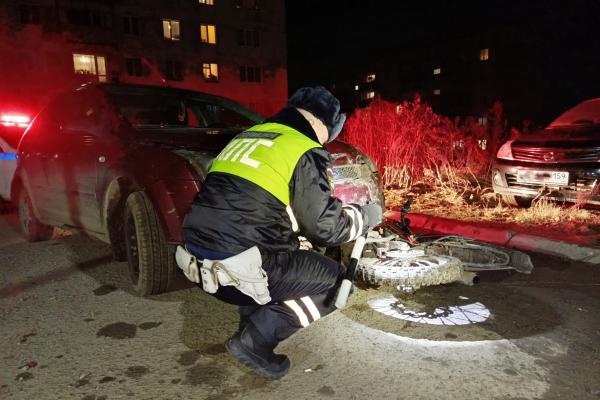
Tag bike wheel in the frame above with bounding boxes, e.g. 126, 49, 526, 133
357, 255, 464, 290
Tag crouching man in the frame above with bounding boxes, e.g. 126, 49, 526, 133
179, 86, 381, 379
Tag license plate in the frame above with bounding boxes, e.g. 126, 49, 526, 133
516, 170, 569, 185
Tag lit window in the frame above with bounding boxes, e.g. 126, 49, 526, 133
366, 74, 376, 83
200, 24, 217, 44
73, 54, 107, 82
203, 63, 219, 81
354, 85, 359, 91
163, 19, 180, 40
97, 57, 106, 82
480, 48, 489, 61
434, 89, 441, 95
361, 91, 375, 100
199, 0, 214, 4
239, 66, 262, 82
433, 67, 441, 75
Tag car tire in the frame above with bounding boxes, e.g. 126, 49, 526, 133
18, 188, 54, 242
501, 194, 532, 207
124, 191, 176, 296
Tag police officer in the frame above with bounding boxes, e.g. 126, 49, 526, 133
181, 86, 382, 379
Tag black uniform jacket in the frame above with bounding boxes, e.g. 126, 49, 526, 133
181, 107, 360, 257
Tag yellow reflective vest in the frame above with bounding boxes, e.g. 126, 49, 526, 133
209, 122, 321, 206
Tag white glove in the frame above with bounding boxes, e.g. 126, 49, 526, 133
362, 203, 383, 229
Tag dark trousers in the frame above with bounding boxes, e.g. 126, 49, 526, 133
209, 249, 346, 348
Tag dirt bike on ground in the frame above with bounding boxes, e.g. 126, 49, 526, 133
353, 198, 534, 292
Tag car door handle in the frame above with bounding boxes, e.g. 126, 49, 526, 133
98, 156, 106, 163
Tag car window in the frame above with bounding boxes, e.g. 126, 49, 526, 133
104, 87, 261, 131
549, 99, 600, 128
107, 92, 191, 127
60, 92, 104, 134
193, 102, 255, 129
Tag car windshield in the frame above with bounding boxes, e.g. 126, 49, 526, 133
105, 87, 263, 130
548, 99, 600, 128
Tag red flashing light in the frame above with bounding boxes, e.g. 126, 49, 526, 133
0, 114, 31, 128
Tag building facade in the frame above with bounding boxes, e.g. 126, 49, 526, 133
0, 0, 287, 116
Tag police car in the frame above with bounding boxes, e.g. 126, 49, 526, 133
0, 113, 31, 204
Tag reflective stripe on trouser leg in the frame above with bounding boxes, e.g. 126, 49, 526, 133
247, 249, 346, 347
300, 296, 321, 321
283, 300, 310, 327
283, 296, 322, 328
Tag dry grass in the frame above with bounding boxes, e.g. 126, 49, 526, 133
385, 170, 600, 238
342, 97, 599, 239
513, 196, 596, 225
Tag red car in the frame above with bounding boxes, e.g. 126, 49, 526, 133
14, 83, 384, 295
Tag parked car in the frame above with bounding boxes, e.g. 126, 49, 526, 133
14, 83, 384, 295
492, 98, 600, 206
0, 112, 31, 204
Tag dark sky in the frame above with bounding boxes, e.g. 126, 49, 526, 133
285, 0, 600, 91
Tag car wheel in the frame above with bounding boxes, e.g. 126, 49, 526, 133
501, 194, 532, 207
108, 216, 127, 262
124, 191, 176, 296
18, 188, 54, 242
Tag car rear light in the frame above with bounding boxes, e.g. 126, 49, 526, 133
496, 140, 515, 160
0, 114, 31, 128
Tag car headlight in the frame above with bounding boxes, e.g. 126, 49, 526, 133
492, 170, 504, 186
496, 140, 515, 160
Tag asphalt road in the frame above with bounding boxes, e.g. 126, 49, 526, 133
1, 212, 599, 400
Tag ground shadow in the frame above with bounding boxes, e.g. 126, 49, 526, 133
0, 249, 112, 299
55, 234, 279, 397
344, 265, 564, 341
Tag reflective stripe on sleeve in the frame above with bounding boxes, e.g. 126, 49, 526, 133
286, 206, 299, 232
343, 204, 363, 241
284, 300, 310, 327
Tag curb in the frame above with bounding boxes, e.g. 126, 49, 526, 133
385, 211, 600, 265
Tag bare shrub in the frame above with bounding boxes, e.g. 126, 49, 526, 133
342, 97, 506, 188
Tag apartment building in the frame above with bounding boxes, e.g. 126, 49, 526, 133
0, 0, 287, 116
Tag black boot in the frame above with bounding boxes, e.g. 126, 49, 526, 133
225, 322, 290, 380
237, 305, 259, 334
